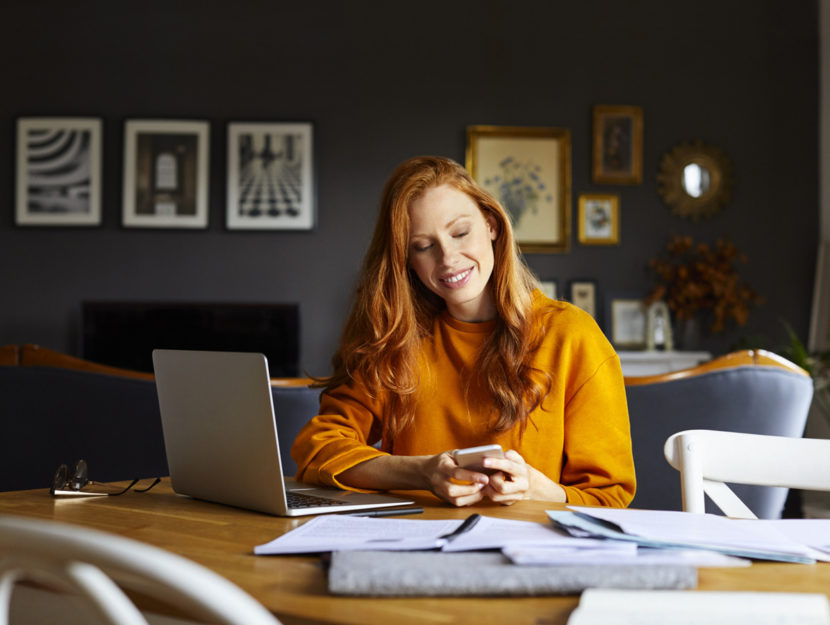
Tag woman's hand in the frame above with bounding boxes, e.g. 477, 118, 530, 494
479, 449, 567, 505
421, 451, 490, 507
337, 452, 490, 507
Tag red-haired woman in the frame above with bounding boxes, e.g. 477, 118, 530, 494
292, 156, 635, 507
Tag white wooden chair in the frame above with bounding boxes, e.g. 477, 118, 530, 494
664, 429, 830, 519
0, 515, 281, 625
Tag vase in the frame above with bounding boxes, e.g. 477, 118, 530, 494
674, 318, 701, 351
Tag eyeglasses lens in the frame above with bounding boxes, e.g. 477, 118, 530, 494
70, 459, 90, 491
50, 464, 68, 494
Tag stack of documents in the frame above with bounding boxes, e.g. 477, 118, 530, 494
551, 507, 830, 564
253, 507, 830, 597
254, 511, 747, 568
254, 514, 611, 555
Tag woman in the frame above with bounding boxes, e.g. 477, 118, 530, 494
292, 156, 635, 507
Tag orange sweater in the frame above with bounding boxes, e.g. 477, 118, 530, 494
292, 293, 636, 507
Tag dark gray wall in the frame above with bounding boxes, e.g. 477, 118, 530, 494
0, 1, 819, 374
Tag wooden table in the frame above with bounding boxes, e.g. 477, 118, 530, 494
2, 480, 829, 625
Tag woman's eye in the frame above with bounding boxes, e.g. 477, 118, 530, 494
453, 231, 470, 239
413, 243, 432, 252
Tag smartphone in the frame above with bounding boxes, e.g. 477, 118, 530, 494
452, 444, 504, 474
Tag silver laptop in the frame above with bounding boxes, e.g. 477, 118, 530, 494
152, 349, 413, 516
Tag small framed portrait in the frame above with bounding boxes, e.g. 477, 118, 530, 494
610, 298, 648, 349
15, 117, 102, 226
569, 279, 598, 318
578, 193, 620, 245
539, 280, 558, 300
122, 120, 210, 228
592, 105, 643, 185
226, 122, 315, 230
466, 125, 571, 253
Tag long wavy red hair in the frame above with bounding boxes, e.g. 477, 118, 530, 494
325, 156, 549, 440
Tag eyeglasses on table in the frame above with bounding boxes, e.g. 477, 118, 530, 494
50, 459, 161, 497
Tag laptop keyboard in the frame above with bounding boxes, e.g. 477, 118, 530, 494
287, 491, 350, 509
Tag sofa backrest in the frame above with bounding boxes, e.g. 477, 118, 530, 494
0, 355, 322, 492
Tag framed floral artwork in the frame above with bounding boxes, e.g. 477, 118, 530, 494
592, 105, 643, 185
466, 125, 571, 253
15, 117, 102, 226
578, 193, 619, 245
226, 122, 315, 230
122, 119, 210, 229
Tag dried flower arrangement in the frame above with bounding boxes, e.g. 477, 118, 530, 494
646, 235, 761, 333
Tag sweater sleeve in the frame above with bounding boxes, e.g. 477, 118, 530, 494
290, 379, 390, 491
558, 354, 636, 508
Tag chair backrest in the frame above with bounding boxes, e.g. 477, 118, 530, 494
0, 515, 281, 625
664, 429, 830, 519
625, 349, 814, 518
1, 344, 322, 491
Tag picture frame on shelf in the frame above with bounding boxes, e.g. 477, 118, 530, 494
578, 193, 619, 245
592, 105, 643, 185
15, 117, 102, 226
226, 122, 315, 230
610, 297, 648, 349
539, 280, 558, 300
466, 125, 571, 253
568, 279, 598, 319
122, 119, 209, 229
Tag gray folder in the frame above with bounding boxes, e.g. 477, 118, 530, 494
328, 551, 697, 596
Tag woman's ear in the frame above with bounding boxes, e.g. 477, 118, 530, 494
486, 216, 499, 241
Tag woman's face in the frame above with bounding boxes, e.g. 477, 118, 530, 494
407, 184, 498, 322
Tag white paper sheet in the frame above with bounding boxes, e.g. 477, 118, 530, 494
440, 515, 613, 552
505, 545, 748, 567
567, 589, 830, 625
254, 515, 461, 554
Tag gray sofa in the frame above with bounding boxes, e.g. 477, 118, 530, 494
0, 362, 321, 492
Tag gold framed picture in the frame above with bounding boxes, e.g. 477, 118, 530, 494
578, 193, 620, 245
592, 105, 643, 185
466, 125, 571, 253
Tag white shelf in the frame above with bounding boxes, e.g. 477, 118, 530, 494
618, 350, 712, 377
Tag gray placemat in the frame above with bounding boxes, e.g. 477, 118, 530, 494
328, 551, 698, 596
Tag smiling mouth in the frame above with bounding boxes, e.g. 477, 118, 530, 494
441, 268, 472, 285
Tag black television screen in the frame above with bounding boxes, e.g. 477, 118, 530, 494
82, 301, 300, 376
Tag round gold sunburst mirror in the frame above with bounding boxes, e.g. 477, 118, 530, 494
656, 141, 732, 220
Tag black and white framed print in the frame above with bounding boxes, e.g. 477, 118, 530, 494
122, 120, 209, 228
16, 117, 102, 226
226, 122, 314, 230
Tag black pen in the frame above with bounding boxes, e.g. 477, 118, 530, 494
438, 513, 482, 542
343, 507, 424, 517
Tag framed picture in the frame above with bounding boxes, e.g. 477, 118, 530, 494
610, 298, 648, 349
226, 122, 315, 230
15, 117, 102, 226
592, 105, 643, 185
578, 193, 619, 245
539, 280, 558, 300
122, 120, 209, 228
466, 125, 571, 253
569, 279, 598, 318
